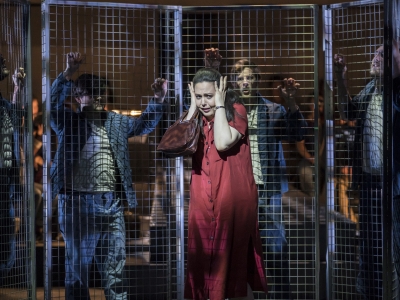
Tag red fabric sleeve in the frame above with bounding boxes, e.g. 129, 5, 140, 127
228, 103, 248, 138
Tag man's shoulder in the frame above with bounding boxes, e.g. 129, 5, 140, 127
362, 80, 376, 93
354, 80, 375, 101
257, 93, 282, 105
105, 110, 130, 125
257, 95, 285, 113
0, 97, 11, 110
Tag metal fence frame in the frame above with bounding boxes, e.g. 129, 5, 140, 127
0, 0, 34, 299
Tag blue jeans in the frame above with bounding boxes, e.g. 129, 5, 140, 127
258, 190, 293, 299
356, 174, 382, 300
58, 192, 127, 300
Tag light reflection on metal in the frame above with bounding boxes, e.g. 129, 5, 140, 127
111, 109, 142, 116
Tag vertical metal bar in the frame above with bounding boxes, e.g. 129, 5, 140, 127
174, 7, 184, 300
41, 2, 52, 299
323, 5, 334, 300
383, 0, 394, 298
25, 2, 37, 298
313, 7, 321, 300
163, 10, 172, 300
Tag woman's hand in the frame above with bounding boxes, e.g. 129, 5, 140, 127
188, 81, 197, 109
214, 76, 227, 108
185, 82, 198, 121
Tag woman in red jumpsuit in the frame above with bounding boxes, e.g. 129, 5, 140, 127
183, 68, 268, 300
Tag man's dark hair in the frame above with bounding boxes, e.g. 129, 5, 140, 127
230, 59, 261, 85
266, 74, 286, 89
73, 73, 106, 99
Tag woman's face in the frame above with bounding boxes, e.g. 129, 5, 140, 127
194, 81, 216, 121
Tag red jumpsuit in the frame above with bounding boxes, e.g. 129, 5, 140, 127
184, 103, 268, 300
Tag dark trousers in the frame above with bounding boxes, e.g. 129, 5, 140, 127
258, 189, 293, 300
0, 168, 15, 284
393, 195, 400, 294
356, 174, 382, 300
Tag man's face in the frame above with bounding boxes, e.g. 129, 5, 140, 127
236, 67, 258, 99
370, 46, 384, 77
75, 95, 93, 107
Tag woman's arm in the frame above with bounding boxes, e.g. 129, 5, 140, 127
213, 77, 242, 151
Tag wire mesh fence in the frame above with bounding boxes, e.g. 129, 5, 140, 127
324, 1, 398, 299
181, 6, 318, 299
0, 0, 399, 299
41, 1, 182, 299
0, 0, 34, 299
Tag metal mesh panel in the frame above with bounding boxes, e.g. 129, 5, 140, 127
41, 1, 182, 299
182, 6, 318, 300
323, 1, 397, 299
0, 0, 34, 299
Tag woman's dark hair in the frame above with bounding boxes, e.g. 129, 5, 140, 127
193, 68, 243, 123
73, 73, 107, 99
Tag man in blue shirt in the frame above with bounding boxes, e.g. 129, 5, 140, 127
230, 58, 305, 300
334, 41, 400, 300
51, 51, 167, 300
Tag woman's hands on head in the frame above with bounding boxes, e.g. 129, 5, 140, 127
188, 75, 227, 111
186, 75, 227, 122
214, 76, 227, 109
188, 81, 196, 110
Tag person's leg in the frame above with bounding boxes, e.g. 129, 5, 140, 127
259, 191, 292, 300
393, 196, 400, 287
298, 159, 315, 197
0, 168, 15, 284
34, 182, 44, 241
337, 174, 358, 223
59, 193, 98, 300
94, 193, 127, 300
356, 178, 382, 300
